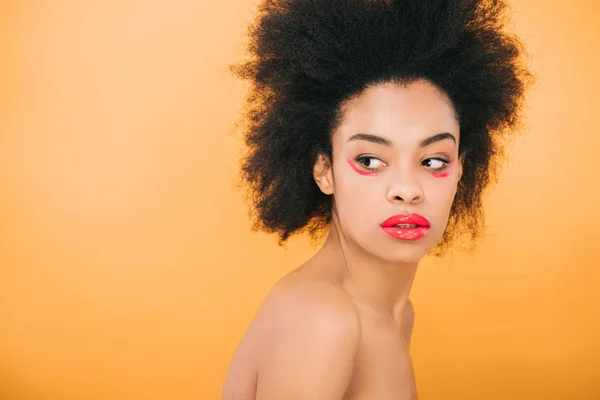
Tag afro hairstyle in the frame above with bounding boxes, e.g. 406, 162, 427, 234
229, 0, 534, 256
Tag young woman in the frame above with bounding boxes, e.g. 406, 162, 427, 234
223, 0, 533, 398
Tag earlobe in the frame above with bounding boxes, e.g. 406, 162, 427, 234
313, 153, 334, 195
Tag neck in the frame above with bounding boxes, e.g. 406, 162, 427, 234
317, 215, 419, 323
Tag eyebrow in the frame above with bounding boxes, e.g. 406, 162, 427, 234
347, 132, 456, 148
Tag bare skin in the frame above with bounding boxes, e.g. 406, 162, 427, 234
223, 80, 463, 400
222, 222, 417, 400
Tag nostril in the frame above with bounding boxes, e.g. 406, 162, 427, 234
394, 195, 421, 202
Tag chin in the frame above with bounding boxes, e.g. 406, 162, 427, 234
387, 247, 429, 264
365, 240, 430, 264
376, 231, 443, 264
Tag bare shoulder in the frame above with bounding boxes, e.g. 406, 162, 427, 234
223, 279, 361, 400
254, 280, 362, 399
259, 282, 361, 338
256, 280, 363, 354
261, 279, 362, 325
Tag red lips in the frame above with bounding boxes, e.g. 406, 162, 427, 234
380, 213, 431, 241
380, 213, 430, 227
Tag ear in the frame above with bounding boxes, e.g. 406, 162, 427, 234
457, 152, 466, 181
313, 153, 334, 195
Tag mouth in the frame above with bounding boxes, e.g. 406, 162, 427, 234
390, 224, 421, 228
380, 213, 430, 240
380, 213, 430, 228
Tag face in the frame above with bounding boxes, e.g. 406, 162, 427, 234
314, 79, 464, 263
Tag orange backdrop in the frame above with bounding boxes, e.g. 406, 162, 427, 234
0, 1, 598, 399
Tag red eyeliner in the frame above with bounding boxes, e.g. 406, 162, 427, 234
432, 158, 454, 178
346, 157, 377, 176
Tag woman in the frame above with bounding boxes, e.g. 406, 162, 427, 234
223, 0, 533, 398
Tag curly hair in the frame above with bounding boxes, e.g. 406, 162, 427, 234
229, 0, 534, 255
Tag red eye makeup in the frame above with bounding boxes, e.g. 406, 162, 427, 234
432, 158, 454, 178
346, 157, 378, 176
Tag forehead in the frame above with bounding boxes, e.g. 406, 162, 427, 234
333, 79, 459, 145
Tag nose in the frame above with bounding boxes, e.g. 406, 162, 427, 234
386, 166, 424, 204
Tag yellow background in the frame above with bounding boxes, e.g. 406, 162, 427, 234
0, 1, 598, 399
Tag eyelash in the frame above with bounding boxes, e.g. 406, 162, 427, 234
356, 156, 451, 173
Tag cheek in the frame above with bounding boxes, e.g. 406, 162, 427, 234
335, 183, 378, 219
334, 160, 379, 200
333, 174, 381, 229
424, 180, 459, 218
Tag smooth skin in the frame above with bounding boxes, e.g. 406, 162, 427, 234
223, 79, 463, 400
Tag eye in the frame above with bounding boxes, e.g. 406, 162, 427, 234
356, 156, 385, 171
422, 157, 450, 171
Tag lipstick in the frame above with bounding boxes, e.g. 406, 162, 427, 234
380, 213, 430, 240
